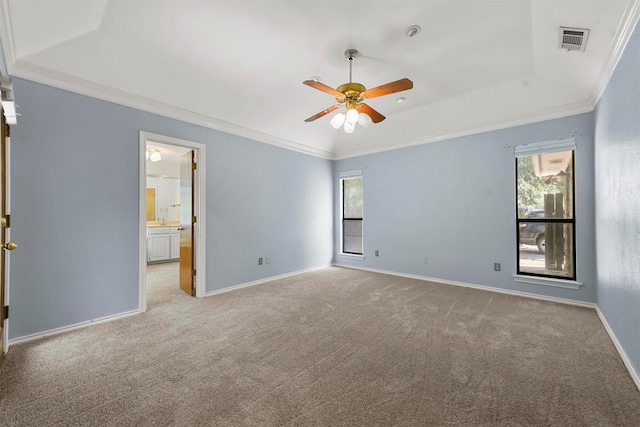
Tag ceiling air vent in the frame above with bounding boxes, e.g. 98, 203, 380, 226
559, 27, 590, 51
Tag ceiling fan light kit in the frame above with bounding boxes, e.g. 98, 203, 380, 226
358, 112, 372, 128
330, 112, 346, 129
346, 108, 359, 124
344, 120, 356, 134
303, 49, 413, 133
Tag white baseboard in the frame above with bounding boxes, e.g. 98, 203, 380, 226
8, 309, 140, 347
596, 307, 640, 392
5, 265, 639, 393
205, 264, 332, 298
332, 264, 597, 308
8, 265, 329, 346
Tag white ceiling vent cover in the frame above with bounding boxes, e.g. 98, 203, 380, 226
559, 27, 590, 51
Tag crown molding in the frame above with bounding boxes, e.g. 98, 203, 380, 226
589, 0, 640, 106
9, 60, 335, 160
4, 59, 605, 163
333, 100, 595, 160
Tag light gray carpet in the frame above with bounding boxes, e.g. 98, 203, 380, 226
1, 265, 639, 426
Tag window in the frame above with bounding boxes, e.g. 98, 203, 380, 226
341, 174, 363, 255
515, 139, 576, 280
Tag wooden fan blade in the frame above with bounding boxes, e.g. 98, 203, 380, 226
304, 105, 340, 122
303, 80, 343, 97
357, 103, 385, 123
363, 78, 413, 99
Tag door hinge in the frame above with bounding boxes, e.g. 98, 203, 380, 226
3, 305, 8, 320
192, 162, 197, 170
1, 215, 9, 228
192, 269, 196, 276
192, 215, 197, 224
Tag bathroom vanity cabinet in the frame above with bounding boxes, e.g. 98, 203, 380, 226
147, 226, 180, 262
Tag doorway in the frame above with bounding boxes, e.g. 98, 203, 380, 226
138, 132, 206, 313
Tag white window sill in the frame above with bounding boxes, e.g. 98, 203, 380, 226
340, 253, 365, 261
513, 275, 582, 290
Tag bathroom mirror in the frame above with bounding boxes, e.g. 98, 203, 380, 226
146, 177, 180, 222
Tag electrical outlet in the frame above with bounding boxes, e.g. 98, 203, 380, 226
423, 256, 428, 264
494, 263, 501, 271
375, 250, 379, 257
265, 257, 271, 264
258, 258, 263, 265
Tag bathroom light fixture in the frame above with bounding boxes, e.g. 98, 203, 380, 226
147, 149, 161, 162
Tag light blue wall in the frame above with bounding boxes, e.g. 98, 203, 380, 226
9, 78, 333, 339
594, 21, 640, 380
334, 113, 596, 303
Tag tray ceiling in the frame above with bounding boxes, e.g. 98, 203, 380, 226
1, 0, 638, 159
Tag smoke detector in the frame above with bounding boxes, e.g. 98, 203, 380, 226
559, 27, 590, 51
406, 25, 421, 37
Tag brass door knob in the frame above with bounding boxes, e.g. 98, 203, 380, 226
177, 227, 185, 231
1, 242, 17, 251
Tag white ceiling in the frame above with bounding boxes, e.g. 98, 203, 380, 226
1, 1, 638, 159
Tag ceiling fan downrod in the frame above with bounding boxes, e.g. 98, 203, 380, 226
345, 49, 358, 83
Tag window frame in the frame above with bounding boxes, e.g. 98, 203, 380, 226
340, 172, 363, 256
515, 141, 577, 282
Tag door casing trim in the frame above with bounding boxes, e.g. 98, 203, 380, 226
138, 131, 206, 312
2, 132, 10, 353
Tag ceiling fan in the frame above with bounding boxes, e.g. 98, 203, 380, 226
303, 49, 413, 132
